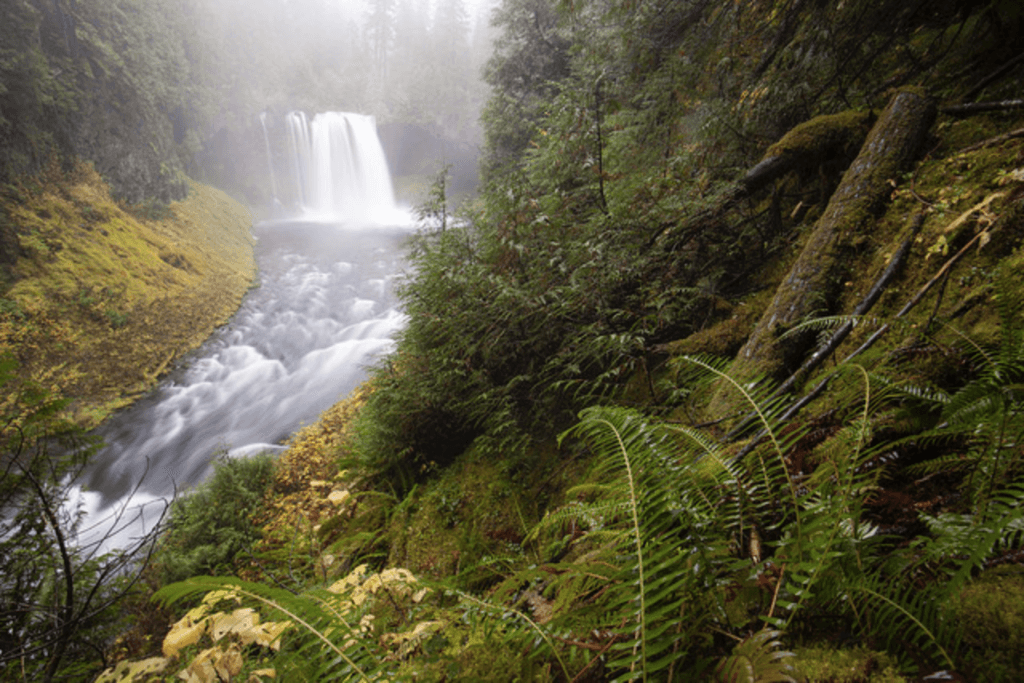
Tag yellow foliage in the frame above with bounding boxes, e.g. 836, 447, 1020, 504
94, 656, 170, 682
380, 620, 445, 661
209, 609, 260, 643
161, 591, 292, 666
323, 564, 430, 625
244, 384, 374, 581
178, 644, 243, 683
327, 489, 351, 506
163, 617, 207, 658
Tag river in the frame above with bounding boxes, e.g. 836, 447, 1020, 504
75, 112, 413, 550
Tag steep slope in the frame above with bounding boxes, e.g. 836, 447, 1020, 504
0, 161, 256, 425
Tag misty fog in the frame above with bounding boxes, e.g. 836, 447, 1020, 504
188, 0, 495, 210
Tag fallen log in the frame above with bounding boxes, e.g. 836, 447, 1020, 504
737, 110, 874, 199
649, 109, 873, 249
724, 212, 925, 441
727, 194, 1005, 455
729, 88, 936, 383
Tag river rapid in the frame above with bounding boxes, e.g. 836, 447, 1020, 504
78, 219, 411, 548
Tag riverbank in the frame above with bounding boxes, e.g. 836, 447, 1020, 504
0, 161, 256, 426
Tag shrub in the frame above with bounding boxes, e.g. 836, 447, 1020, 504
156, 452, 276, 584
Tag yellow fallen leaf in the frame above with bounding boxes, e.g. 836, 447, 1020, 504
327, 489, 351, 506
95, 656, 170, 682
328, 564, 369, 594
214, 644, 243, 680
177, 649, 218, 683
210, 608, 259, 643
251, 620, 293, 650
163, 617, 208, 658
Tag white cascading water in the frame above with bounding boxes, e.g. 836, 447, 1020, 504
75, 113, 412, 550
286, 111, 404, 224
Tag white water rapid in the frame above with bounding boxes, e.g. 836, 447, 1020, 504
76, 113, 412, 550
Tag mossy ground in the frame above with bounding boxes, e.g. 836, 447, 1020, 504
792, 645, 907, 682
953, 566, 1024, 681
0, 161, 256, 426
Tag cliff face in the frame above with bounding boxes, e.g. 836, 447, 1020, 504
0, 161, 256, 425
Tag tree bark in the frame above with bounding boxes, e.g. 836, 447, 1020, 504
730, 89, 936, 382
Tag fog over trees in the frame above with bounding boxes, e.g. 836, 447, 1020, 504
0, 0, 492, 205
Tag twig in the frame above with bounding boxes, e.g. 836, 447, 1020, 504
765, 563, 787, 622
960, 51, 1024, 103
568, 632, 620, 683
924, 269, 950, 336
941, 99, 1024, 117
956, 126, 1024, 155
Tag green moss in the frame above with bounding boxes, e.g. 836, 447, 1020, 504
384, 438, 577, 585
952, 566, 1024, 681
389, 612, 562, 682
0, 161, 255, 426
767, 110, 873, 158
794, 645, 908, 682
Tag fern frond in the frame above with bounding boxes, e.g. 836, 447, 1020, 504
560, 405, 723, 681
852, 580, 959, 671
778, 314, 883, 342
526, 499, 632, 545
678, 355, 803, 531
916, 480, 1024, 592
870, 374, 951, 407
714, 629, 799, 683
454, 589, 572, 680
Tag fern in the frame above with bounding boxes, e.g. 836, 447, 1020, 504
714, 629, 799, 683
850, 579, 960, 671
453, 589, 572, 679
557, 405, 726, 681
914, 481, 1024, 592
778, 314, 884, 341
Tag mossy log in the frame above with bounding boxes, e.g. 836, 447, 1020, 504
731, 89, 936, 381
651, 109, 872, 250
738, 110, 874, 198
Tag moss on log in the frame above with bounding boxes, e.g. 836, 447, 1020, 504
731, 89, 936, 381
739, 110, 874, 197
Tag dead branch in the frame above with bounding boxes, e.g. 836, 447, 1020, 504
956, 126, 1024, 155
941, 99, 1024, 117
725, 212, 925, 441
731, 210, 999, 458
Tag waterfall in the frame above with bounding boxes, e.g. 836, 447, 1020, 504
258, 111, 279, 204
284, 111, 402, 224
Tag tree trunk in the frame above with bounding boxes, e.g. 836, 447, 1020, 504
730, 89, 935, 382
